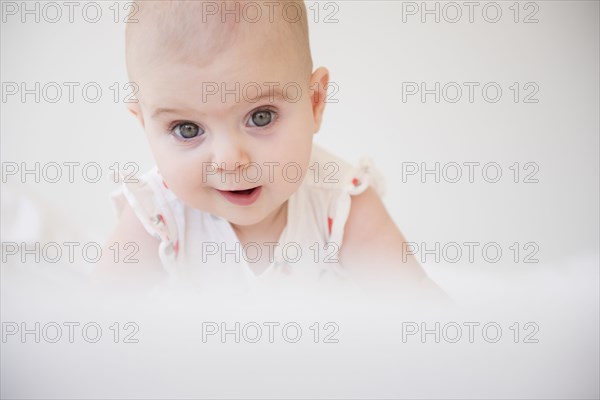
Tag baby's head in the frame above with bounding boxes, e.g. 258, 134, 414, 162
125, 1, 329, 227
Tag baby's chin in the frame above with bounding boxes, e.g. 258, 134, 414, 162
186, 201, 278, 227
222, 213, 269, 227
178, 184, 293, 228
215, 199, 289, 229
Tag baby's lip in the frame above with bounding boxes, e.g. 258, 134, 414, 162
216, 186, 262, 206
215, 185, 262, 192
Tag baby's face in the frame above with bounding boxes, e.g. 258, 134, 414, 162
132, 36, 326, 227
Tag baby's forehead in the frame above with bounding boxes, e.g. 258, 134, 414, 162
126, 1, 310, 69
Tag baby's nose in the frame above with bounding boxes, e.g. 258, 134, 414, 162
211, 131, 251, 172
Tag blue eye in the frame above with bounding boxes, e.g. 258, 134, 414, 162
247, 109, 275, 127
173, 122, 204, 139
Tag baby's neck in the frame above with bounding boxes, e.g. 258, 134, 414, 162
230, 201, 288, 246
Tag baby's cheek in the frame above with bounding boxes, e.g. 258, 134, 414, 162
165, 175, 212, 212
153, 155, 190, 192
147, 138, 178, 174
167, 168, 200, 193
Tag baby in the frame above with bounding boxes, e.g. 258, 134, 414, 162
101, 0, 444, 299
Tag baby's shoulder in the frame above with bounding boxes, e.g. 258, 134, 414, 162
295, 145, 386, 245
303, 144, 385, 198
110, 166, 182, 263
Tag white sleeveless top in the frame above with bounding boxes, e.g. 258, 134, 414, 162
111, 145, 384, 292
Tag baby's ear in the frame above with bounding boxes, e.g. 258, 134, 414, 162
127, 102, 145, 129
309, 67, 330, 133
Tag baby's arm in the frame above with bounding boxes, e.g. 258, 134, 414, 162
340, 187, 448, 301
95, 202, 166, 287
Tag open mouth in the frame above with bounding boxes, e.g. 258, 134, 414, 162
231, 188, 257, 195
217, 186, 262, 206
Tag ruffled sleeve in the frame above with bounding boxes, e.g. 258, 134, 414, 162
110, 166, 181, 270
326, 156, 385, 247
